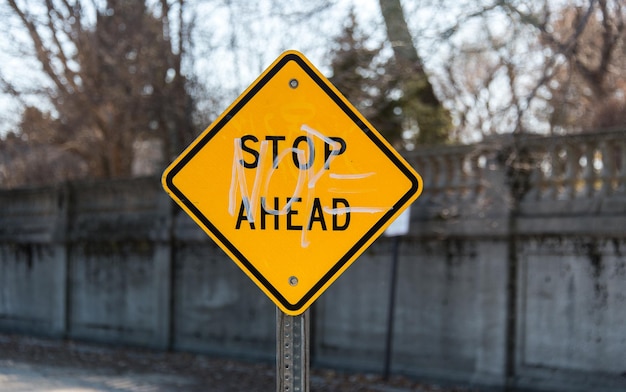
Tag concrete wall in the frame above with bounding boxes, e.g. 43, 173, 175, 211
515, 238, 626, 391
171, 240, 275, 359
1, 130, 626, 391
314, 238, 509, 387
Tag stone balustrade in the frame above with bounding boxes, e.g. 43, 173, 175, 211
520, 131, 626, 201
407, 130, 626, 204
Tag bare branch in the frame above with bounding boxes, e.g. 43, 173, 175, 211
7, 0, 68, 95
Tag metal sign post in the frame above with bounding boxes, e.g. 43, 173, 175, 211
277, 308, 309, 392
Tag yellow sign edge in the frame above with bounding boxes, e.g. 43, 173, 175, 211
162, 50, 423, 315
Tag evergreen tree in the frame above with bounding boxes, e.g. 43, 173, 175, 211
329, 8, 451, 148
378, 0, 451, 145
329, 11, 404, 146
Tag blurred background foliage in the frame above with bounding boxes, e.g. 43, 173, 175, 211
0, 0, 624, 188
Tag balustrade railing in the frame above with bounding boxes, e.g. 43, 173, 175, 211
406, 130, 626, 207
406, 145, 491, 206
518, 131, 626, 201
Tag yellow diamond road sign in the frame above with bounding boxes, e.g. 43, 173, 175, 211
162, 51, 422, 315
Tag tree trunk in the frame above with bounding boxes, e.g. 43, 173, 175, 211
378, 0, 421, 68
378, 0, 451, 144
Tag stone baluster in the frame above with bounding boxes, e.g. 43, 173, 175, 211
598, 140, 614, 196
561, 143, 577, 199
555, 146, 569, 200
524, 148, 543, 201
580, 141, 597, 198
536, 148, 554, 200
542, 145, 558, 200
461, 154, 477, 200
474, 153, 489, 198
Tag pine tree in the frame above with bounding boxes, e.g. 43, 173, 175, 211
329, 11, 404, 146
378, 0, 451, 145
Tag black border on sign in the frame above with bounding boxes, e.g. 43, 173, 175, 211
164, 53, 420, 312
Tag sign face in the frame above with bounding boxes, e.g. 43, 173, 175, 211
162, 51, 422, 315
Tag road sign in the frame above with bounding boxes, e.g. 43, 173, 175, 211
162, 50, 422, 315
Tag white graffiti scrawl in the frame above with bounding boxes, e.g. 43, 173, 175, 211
228, 124, 391, 248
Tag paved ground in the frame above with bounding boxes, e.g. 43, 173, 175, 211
0, 333, 480, 391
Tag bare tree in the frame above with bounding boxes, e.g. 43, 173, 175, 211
2, 0, 196, 184
437, 0, 625, 138
541, 0, 626, 131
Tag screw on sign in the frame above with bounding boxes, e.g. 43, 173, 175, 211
162, 50, 422, 316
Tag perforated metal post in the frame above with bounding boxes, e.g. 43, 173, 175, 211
277, 308, 309, 392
